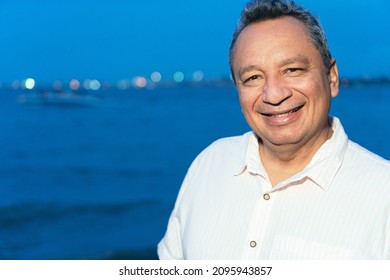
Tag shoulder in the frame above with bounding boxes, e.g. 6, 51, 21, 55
342, 140, 390, 191
173, 132, 254, 211
346, 140, 390, 170
184, 131, 253, 179
194, 131, 253, 165
202, 131, 253, 153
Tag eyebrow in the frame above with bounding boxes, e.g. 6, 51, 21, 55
237, 55, 312, 77
237, 65, 258, 77
279, 55, 311, 67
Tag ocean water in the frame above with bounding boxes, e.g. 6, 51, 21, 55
0, 84, 389, 260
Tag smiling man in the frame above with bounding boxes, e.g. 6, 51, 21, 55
158, 0, 390, 259
233, 15, 339, 186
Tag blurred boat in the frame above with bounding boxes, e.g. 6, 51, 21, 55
18, 91, 100, 107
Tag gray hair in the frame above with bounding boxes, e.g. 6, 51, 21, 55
229, 0, 332, 82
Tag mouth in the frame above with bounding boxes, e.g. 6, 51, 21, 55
261, 105, 304, 117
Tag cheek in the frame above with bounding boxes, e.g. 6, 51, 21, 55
238, 89, 260, 111
289, 77, 317, 93
289, 77, 330, 104
238, 93, 261, 128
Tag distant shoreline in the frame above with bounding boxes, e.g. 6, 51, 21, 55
1, 76, 390, 92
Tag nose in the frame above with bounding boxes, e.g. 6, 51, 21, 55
262, 76, 292, 105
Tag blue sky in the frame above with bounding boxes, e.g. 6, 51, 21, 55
0, 0, 389, 84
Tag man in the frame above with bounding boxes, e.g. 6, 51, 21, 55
158, 0, 390, 259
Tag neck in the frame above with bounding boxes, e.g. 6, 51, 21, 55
259, 123, 333, 186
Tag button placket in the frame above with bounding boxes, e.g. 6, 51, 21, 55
243, 191, 275, 258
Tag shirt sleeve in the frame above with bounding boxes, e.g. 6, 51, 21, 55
157, 215, 183, 260
157, 152, 202, 260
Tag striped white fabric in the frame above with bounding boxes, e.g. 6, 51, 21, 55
158, 117, 390, 259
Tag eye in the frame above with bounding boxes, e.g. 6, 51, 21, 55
285, 68, 305, 76
287, 68, 302, 73
242, 74, 263, 86
245, 75, 260, 82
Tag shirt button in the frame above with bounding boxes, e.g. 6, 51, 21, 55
263, 193, 270, 200
250, 241, 257, 248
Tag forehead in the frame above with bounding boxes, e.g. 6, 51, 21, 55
233, 16, 321, 65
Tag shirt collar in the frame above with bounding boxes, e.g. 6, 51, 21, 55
298, 117, 349, 191
234, 117, 349, 192
233, 131, 265, 177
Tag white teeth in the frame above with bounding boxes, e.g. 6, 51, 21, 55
272, 112, 288, 117
271, 109, 294, 117
268, 105, 302, 117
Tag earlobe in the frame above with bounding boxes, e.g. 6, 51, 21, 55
329, 59, 339, 98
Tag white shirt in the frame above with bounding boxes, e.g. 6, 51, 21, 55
158, 117, 390, 259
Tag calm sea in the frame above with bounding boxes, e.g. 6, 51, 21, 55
0, 84, 389, 259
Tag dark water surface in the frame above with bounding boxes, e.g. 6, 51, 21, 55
0, 85, 389, 259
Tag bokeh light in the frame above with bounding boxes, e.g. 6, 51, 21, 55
89, 79, 101, 91
69, 79, 80, 90
24, 78, 35, 90
117, 79, 130, 90
151, 72, 162, 83
173, 71, 185, 83
132, 76, 147, 88
193, 71, 204, 82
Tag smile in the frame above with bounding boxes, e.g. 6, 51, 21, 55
261, 105, 304, 117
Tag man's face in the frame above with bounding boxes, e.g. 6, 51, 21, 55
231, 16, 339, 151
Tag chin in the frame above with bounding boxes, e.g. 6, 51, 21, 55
261, 132, 304, 147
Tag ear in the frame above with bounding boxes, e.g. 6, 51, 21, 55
329, 58, 339, 98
